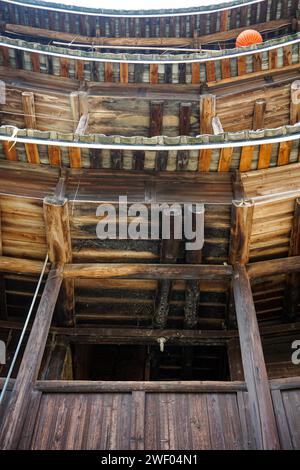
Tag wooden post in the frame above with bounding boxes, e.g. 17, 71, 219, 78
233, 264, 280, 450
0, 203, 7, 320
200, 94, 216, 134
284, 198, 300, 320
154, 207, 181, 328
290, 80, 300, 124
252, 98, 266, 130
43, 196, 74, 326
229, 200, 254, 264
0, 266, 63, 449
22, 91, 36, 129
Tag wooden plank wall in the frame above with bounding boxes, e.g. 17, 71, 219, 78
21, 390, 255, 450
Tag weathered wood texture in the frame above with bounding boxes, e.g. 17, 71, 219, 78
233, 264, 280, 449
0, 266, 63, 450
15, 389, 255, 449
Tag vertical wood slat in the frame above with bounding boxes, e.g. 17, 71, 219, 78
237, 56, 247, 76
150, 64, 158, 85
277, 141, 291, 165
30, 53, 40, 73
198, 149, 212, 172
206, 62, 216, 82
149, 101, 163, 137
22, 91, 36, 129
258, 143, 272, 169
25, 143, 40, 164
130, 391, 145, 450
221, 58, 231, 79
69, 147, 81, 168
179, 103, 191, 136
239, 146, 254, 171
191, 63, 200, 84
0, 203, 7, 320
48, 145, 61, 166
233, 264, 280, 450
104, 62, 113, 82
2, 141, 17, 161
218, 147, 233, 171
120, 63, 128, 83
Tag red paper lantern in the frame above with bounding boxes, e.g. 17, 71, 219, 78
235, 29, 263, 47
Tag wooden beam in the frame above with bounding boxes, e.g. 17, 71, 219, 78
0, 266, 63, 450
21, 91, 36, 129
247, 255, 300, 279
35, 380, 246, 393
0, 256, 49, 275
200, 94, 216, 134
233, 264, 280, 450
229, 199, 254, 264
290, 80, 300, 124
252, 98, 266, 130
63, 263, 232, 280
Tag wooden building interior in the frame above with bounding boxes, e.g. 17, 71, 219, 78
0, 0, 300, 451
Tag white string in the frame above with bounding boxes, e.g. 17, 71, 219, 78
0, 253, 49, 405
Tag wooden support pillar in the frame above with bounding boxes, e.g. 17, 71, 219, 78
70, 91, 88, 133
154, 207, 181, 329
252, 98, 266, 131
21, 91, 36, 129
229, 200, 254, 265
290, 80, 300, 125
200, 94, 216, 134
284, 198, 300, 320
184, 204, 204, 329
0, 203, 7, 320
0, 266, 63, 449
233, 264, 280, 450
43, 196, 74, 326
41, 339, 73, 380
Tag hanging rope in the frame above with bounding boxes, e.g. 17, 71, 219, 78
0, 253, 49, 406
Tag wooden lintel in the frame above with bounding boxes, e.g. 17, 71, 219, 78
63, 263, 232, 280
233, 264, 280, 450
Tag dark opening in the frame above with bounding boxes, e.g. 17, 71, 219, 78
71, 344, 230, 381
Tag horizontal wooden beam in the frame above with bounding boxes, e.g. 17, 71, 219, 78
35, 380, 246, 393
63, 263, 232, 280
247, 255, 300, 279
0, 256, 49, 275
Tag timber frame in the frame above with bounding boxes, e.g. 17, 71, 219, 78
0, 0, 300, 451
